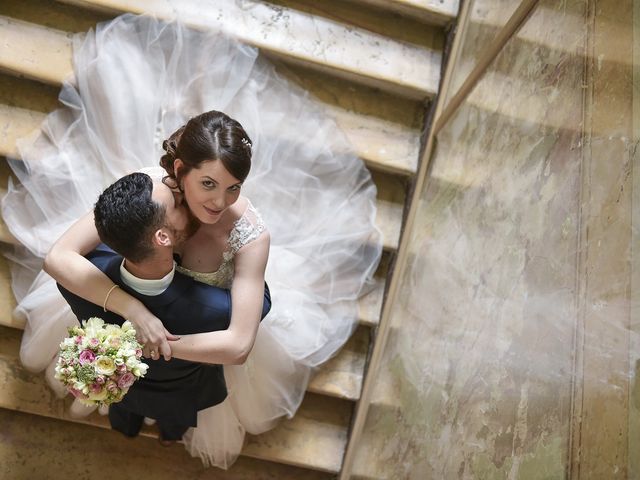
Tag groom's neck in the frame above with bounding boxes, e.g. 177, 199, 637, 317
123, 252, 174, 280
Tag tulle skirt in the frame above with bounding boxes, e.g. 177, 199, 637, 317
1, 14, 381, 468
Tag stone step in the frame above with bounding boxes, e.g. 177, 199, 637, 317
378, 201, 403, 252
243, 392, 350, 472
0, 0, 110, 33
0, 104, 45, 160
0, 258, 16, 324
0, 325, 351, 473
265, 0, 447, 47
54, 0, 442, 99
0, 159, 18, 245
0, 408, 334, 480
0, 16, 422, 176
308, 325, 370, 401
0, 17, 74, 85
345, 0, 459, 25
0, 104, 403, 251
359, 275, 385, 328
312, 325, 370, 401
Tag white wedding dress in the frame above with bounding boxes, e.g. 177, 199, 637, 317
1, 14, 381, 468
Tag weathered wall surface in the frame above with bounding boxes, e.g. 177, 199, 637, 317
352, 0, 638, 478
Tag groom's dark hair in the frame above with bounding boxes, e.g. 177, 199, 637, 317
94, 172, 166, 263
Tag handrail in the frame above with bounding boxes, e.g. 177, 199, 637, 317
433, 0, 541, 135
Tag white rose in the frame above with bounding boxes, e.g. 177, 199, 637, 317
70, 326, 85, 336
121, 347, 136, 358
83, 317, 105, 338
104, 324, 121, 336
126, 356, 139, 369
132, 363, 149, 377
94, 356, 116, 376
84, 317, 104, 329
121, 321, 134, 333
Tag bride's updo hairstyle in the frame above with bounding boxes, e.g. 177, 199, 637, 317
160, 110, 252, 190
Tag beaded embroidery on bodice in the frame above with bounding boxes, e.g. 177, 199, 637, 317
176, 201, 265, 288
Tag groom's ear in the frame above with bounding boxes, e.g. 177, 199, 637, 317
153, 228, 173, 248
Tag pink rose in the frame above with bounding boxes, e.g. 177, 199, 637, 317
135, 349, 143, 358
117, 372, 135, 389
75, 336, 84, 345
117, 363, 127, 374
106, 381, 119, 393
95, 376, 106, 385
78, 349, 96, 365
69, 388, 83, 398
91, 383, 103, 394
89, 338, 100, 347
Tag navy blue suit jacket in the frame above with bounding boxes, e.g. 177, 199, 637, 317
57, 244, 271, 427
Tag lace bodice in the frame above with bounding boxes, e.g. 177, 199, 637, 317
176, 201, 265, 288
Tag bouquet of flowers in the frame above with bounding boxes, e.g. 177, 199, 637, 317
54, 317, 149, 406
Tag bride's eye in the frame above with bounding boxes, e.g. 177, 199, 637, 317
227, 185, 241, 192
202, 180, 215, 189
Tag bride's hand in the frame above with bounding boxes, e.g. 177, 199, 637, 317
128, 306, 180, 361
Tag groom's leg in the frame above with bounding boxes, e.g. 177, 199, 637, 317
109, 403, 144, 437
157, 420, 189, 441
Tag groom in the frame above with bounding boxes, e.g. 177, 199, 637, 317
57, 172, 271, 443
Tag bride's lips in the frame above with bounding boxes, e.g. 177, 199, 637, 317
203, 205, 223, 216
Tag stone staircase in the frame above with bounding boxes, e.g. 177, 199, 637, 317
0, 0, 457, 477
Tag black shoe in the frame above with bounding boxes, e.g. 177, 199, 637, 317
158, 437, 175, 447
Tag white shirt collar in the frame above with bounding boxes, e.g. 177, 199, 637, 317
119, 259, 176, 296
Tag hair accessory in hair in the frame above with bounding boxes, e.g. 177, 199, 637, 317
162, 139, 176, 152
162, 139, 178, 162
241, 137, 252, 148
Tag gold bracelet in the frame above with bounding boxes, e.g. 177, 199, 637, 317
103, 284, 120, 312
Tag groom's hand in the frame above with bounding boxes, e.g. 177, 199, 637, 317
141, 327, 180, 361
129, 308, 180, 361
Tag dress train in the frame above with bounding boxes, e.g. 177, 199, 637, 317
2, 14, 381, 467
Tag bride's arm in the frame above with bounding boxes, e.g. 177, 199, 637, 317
170, 230, 270, 365
44, 210, 179, 359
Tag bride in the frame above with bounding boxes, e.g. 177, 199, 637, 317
1, 14, 381, 468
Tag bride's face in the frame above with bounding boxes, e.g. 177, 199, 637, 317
181, 159, 242, 225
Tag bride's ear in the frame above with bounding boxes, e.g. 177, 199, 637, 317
153, 228, 173, 248
173, 158, 184, 176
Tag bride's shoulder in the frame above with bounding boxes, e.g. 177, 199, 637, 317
229, 196, 266, 229
226, 196, 268, 252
